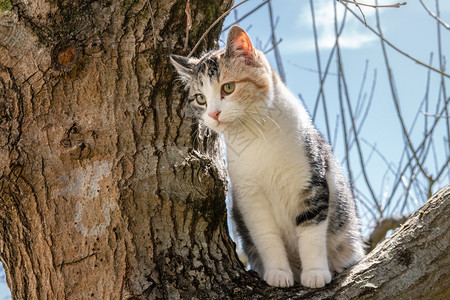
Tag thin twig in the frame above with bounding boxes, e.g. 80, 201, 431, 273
355, 60, 369, 117
263, 38, 283, 54
340, 64, 382, 216
339, 1, 450, 79
146, 0, 157, 49
375, 0, 433, 184
332, 114, 340, 150
183, 0, 192, 52
333, 0, 355, 201
188, 0, 250, 57
353, 186, 379, 221
419, 0, 450, 30
334, 0, 382, 216
287, 60, 338, 76
309, 0, 332, 141
421, 111, 450, 118
346, 67, 376, 153
366, 215, 409, 252
222, 0, 270, 32
400, 169, 420, 215
361, 138, 397, 175
434, 0, 450, 162
384, 95, 450, 214
267, 0, 286, 82
352, 0, 367, 25
435, 157, 450, 183
338, 0, 407, 8
423, 53, 433, 141
312, 7, 348, 121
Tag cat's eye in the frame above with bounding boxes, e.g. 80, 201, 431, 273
222, 82, 235, 95
195, 94, 206, 105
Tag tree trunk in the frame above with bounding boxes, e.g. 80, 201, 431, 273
0, 1, 449, 299
0, 0, 240, 298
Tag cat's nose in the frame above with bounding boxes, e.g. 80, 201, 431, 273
208, 110, 221, 121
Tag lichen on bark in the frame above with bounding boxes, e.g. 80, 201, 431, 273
0, 0, 12, 14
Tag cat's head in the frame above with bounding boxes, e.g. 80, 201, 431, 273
170, 26, 273, 133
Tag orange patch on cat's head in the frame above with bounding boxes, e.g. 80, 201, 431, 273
226, 26, 256, 62
232, 31, 256, 56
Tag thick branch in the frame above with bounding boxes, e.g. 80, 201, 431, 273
366, 214, 409, 252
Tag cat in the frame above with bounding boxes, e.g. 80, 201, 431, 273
170, 25, 365, 289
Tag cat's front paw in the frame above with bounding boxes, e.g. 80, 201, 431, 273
301, 268, 332, 288
264, 269, 294, 288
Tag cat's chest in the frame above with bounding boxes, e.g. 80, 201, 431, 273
227, 135, 311, 192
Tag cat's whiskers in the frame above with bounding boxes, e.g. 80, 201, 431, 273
229, 116, 241, 131
239, 115, 267, 142
230, 105, 281, 131
223, 109, 268, 141
245, 111, 283, 134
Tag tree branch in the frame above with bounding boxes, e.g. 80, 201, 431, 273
340, 1, 450, 79
338, 0, 407, 8
188, 0, 250, 57
419, 0, 450, 30
366, 214, 409, 252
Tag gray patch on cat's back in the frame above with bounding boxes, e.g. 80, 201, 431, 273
331, 197, 349, 231
295, 129, 331, 226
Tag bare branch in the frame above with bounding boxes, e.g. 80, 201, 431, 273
267, 0, 286, 82
309, 0, 332, 141
183, 0, 192, 52
337, 0, 407, 25
366, 215, 409, 252
419, 0, 450, 30
337, 0, 407, 8
287, 60, 337, 76
221, 0, 270, 32
188, 0, 250, 57
339, 1, 450, 79
421, 111, 450, 118
334, 0, 381, 216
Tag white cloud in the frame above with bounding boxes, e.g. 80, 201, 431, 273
284, 0, 379, 53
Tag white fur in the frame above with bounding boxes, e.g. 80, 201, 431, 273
201, 66, 337, 287
297, 221, 331, 288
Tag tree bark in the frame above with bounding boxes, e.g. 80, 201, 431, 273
0, 1, 449, 299
0, 0, 240, 298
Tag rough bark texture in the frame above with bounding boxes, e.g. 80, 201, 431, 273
0, 1, 449, 299
0, 0, 240, 299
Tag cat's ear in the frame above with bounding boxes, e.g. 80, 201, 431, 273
225, 25, 256, 62
170, 54, 198, 83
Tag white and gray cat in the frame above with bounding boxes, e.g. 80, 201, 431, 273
170, 25, 365, 289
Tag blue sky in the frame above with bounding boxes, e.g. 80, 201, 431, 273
1, 0, 449, 297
